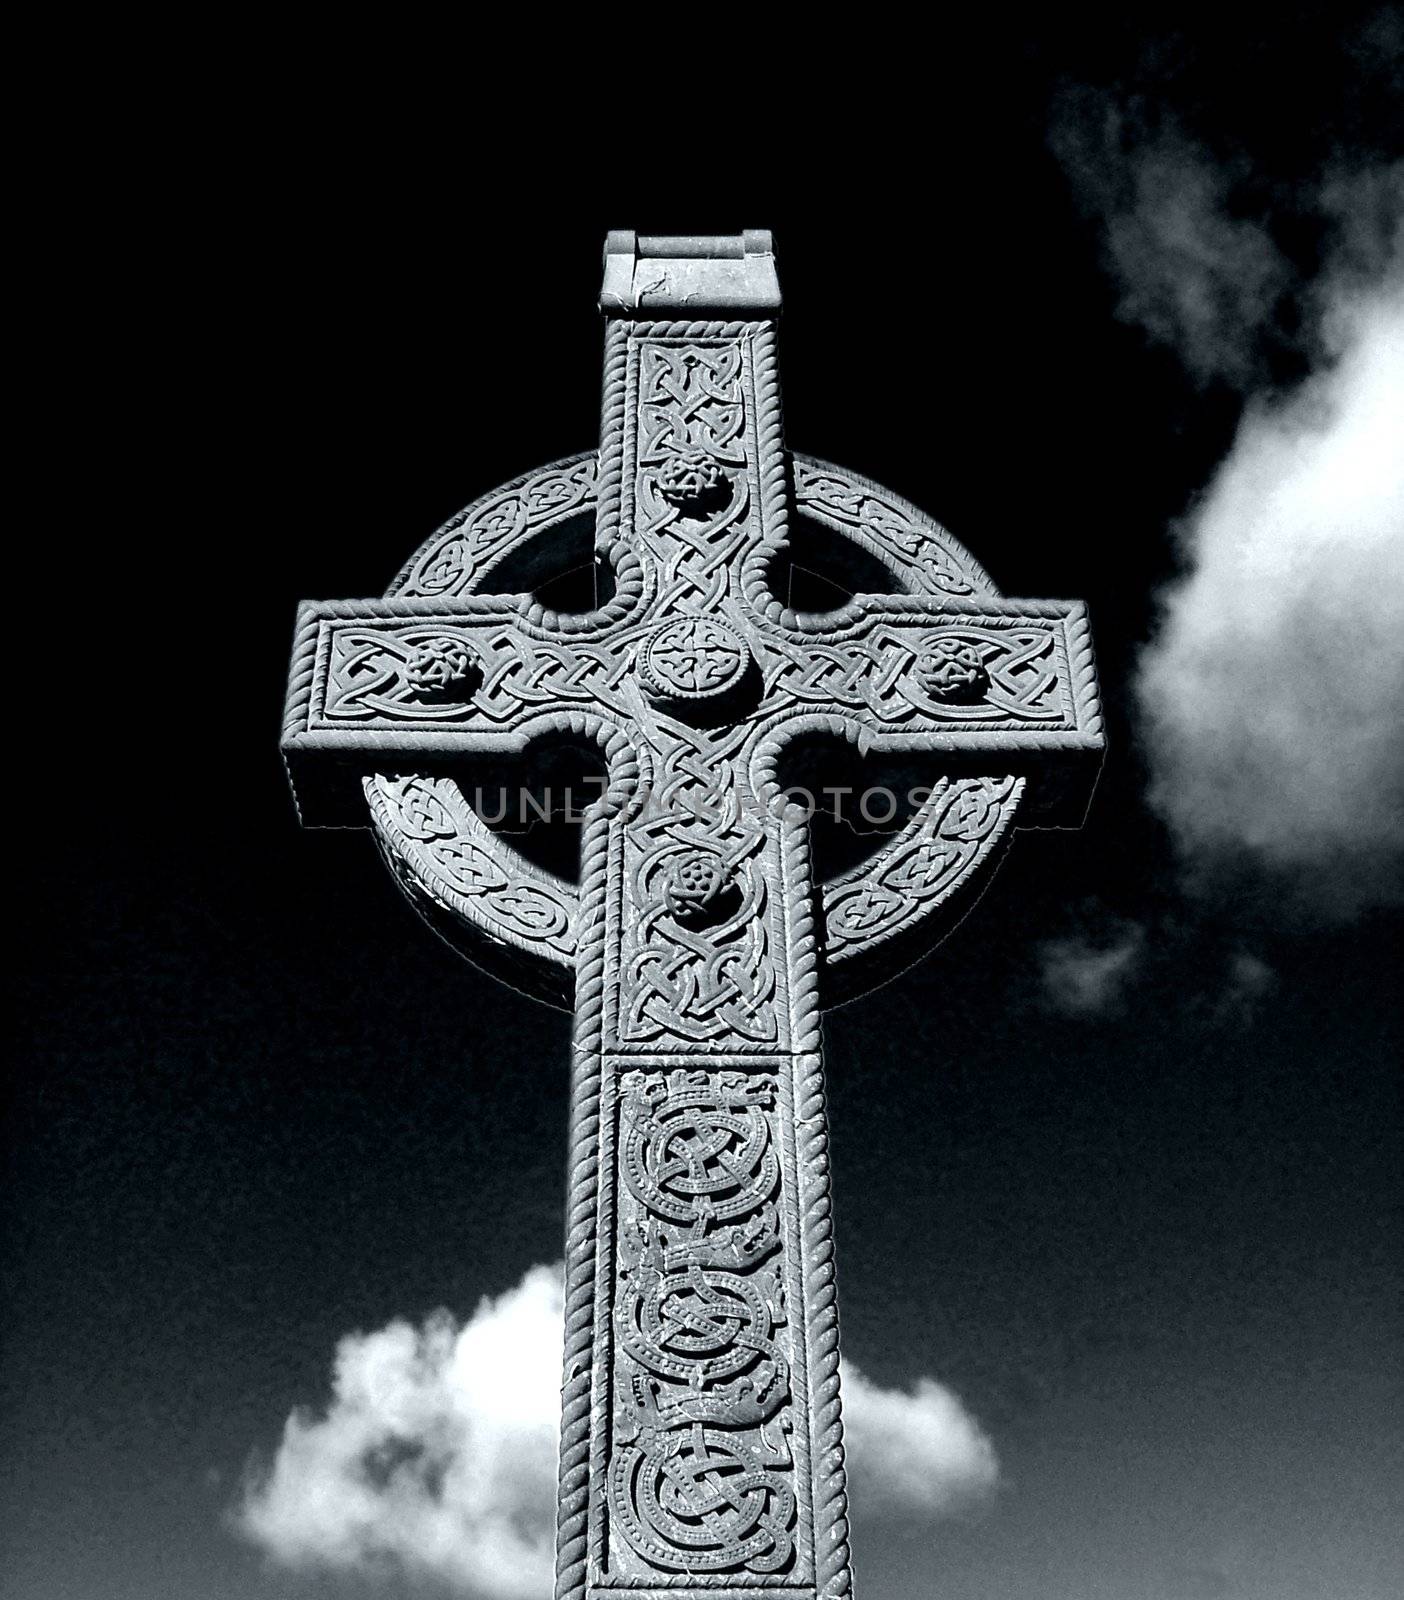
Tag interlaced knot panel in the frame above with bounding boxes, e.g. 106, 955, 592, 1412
611, 1070, 795, 1576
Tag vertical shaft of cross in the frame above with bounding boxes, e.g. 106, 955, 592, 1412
553, 235, 854, 1598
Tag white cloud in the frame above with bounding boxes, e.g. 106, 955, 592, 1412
1055, 91, 1404, 915
841, 1363, 999, 1517
237, 1265, 562, 1598
1138, 268, 1404, 911
1104, 144, 1287, 387
237, 1263, 999, 1596
1039, 923, 1145, 1014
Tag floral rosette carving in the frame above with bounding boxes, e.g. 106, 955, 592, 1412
916, 635, 990, 703
655, 449, 732, 514
404, 635, 477, 697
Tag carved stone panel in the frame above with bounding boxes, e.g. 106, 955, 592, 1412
609, 738, 786, 1056
605, 1069, 802, 1583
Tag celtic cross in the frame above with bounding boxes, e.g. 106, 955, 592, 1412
283, 231, 1103, 1598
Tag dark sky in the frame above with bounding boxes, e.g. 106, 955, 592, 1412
8, 16, 1402, 1600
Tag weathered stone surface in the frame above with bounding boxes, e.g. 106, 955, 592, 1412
284, 231, 1104, 1598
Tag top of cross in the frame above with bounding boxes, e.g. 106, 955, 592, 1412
600, 230, 781, 313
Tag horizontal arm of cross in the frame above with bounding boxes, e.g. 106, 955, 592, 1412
282, 596, 639, 826
752, 594, 1105, 825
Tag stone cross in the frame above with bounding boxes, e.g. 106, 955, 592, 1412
283, 231, 1103, 1599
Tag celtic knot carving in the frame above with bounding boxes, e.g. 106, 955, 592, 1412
792, 461, 988, 597
755, 621, 1070, 728
661, 850, 734, 924
404, 634, 478, 697
320, 622, 636, 727
917, 635, 990, 702
367, 775, 575, 958
640, 345, 747, 466
619, 732, 779, 1048
641, 616, 751, 703
632, 339, 763, 622
610, 1070, 795, 1576
620, 846, 777, 1044
826, 775, 1024, 954
398, 457, 597, 597
656, 450, 732, 513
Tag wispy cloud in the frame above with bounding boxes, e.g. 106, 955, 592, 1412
1055, 85, 1404, 917
1055, 115, 1285, 386
1038, 920, 1145, 1014
1052, 96, 1294, 389
236, 1263, 999, 1596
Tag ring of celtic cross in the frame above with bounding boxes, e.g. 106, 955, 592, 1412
282, 230, 1103, 1598
326, 442, 1101, 1011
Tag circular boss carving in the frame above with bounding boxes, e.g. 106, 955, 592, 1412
654, 450, 732, 514
641, 616, 751, 702
404, 634, 478, 697
610, 1429, 794, 1575
622, 1095, 777, 1226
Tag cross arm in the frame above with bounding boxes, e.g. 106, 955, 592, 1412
755, 595, 1105, 825
282, 596, 636, 826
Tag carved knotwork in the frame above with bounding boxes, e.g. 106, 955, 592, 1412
619, 733, 778, 1049
397, 457, 598, 598
825, 775, 1025, 952
641, 616, 752, 703
369, 775, 575, 958
348, 455, 1054, 991
320, 621, 636, 727
610, 1070, 795, 1576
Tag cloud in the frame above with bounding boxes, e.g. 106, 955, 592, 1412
840, 1363, 999, 1517
1104, 153, 1286, 386
1055, 86, 1404, 916
1219, 951, 1276, 1021
237, 1265, 562, 1598
237, 1263, 999, 1596
1051, 97, 1291, 387
1138, 264, 1404, 912
1038, 922, 1145, 1014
